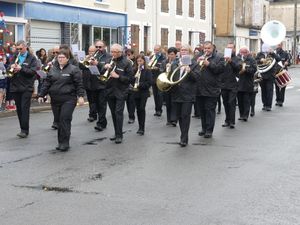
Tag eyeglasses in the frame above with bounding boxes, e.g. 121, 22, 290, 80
53, 51, 59, 54
16, 48, 23, 51
111, 51, 120, 53
95, 46, 103, 49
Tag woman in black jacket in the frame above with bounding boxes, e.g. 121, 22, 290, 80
170, 44, 199, 147
38, 49, 85, 151
132, 55, 153, 135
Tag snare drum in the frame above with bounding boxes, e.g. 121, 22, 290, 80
275, 69, 291, 88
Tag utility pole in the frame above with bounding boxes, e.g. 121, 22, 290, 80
293, 0, 298, 64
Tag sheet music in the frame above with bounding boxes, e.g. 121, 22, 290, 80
224, 48, 232, 58
181, 55, 192, 65
89, 65, 100, 75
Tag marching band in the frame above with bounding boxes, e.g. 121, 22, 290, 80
4, 21, 293, 151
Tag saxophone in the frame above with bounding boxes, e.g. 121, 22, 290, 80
7, 53, 20, 77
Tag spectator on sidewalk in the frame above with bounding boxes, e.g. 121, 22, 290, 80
0, 55, 7, 111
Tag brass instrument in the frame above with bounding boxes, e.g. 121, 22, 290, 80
43, 56, 56, 72
80, 50, 99, 68
133, 65, 142, 91
148, 53, 158, 69
99, 57, 115, 82
198, 53, 207, 70
239, 55, 248, 75
7, 53, 20, 77
156, 59, 190, 92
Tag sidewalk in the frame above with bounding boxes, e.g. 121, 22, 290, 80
0, 100, 52, 118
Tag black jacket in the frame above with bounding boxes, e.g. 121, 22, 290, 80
196, 52, 225, 97
237, 55, 257, 92
220, 54, 240, 92
104, 55, 134, 99
38, 62, 85, 102
256, 52, 281, 80
132, 67, 153, 98
9, 52, 38, 93
276, 48, 290, 70
170, 59, 198, 103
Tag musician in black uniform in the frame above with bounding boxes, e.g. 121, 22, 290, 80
256, 43, 281, 111
170, 44, 198, 147
160, 47, 178, 126
132, 55, 152, 135
196, 41, 225, 138
103, 44, 133, 144
149, 45, 166, 116
220, 43, 240, 128
126, 49, 136, 124
38, 49, 85, 151
275, 42, 290, 107
9, 40, 38, 138
93, 40, 111, 131
237, 46, 257, 121
79, 45, 98, 122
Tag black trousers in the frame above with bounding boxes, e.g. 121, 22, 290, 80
13, 91, 32, 134
197, 96, 218, 133
193, 98, 200, 117
275, 85, 286, 104
86, 90, 97, 119
164, 92, 177, 122
221, 89, 237, 125
217, 93, 222, 113
126, 92, 135, 120
237, 91, 251, 119
152, 82, 163, 113
51, 99, 76, 147
174, 102, 193, 143
134, 96, 148, 131
96, 89, 107, 128
250, 91, 257, 113
260, 79, 274, 108
107, 96, 125, 138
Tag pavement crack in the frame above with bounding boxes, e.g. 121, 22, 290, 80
1, 153, 44, 166
19, 202, 35, 209
12, 184, 102, 195
83, 137, 107, 145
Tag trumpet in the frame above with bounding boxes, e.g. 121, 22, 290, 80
7, 53, 20, 77
99, 57, 115, 82
148, 53, 158, 69
239, 55, 250, 75
198, 53, 208, 70
80, 50, 99, 68
43, 56, 56, 72
133, 65, 142, 91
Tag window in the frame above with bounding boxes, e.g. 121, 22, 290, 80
176, 30, 182, 42
137, 0, 145, 9
199, 32, 205, 43
161, 0, 169, 13
161, 28, 168, 47
176, 0, 182, 15
200, 0, 206, 20
189, 0, 194, 17
131, 24, 140, 51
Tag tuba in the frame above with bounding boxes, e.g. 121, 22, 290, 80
7, 53, 20, 77
257, 20, 286, 73
156, 57, 190, 92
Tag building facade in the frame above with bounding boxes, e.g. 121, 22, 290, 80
214, 0, 270, 53
125, 0, 212, 53
1, 0, 127, 53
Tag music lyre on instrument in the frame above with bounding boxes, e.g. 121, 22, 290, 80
7, 53, 20, 77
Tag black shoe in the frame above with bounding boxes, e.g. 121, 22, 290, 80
136, 130, 144, 135
198, 131, 205, 136
128, 119, 135, 124
115, 137, 122, 144
266, 107, 271, 111
222, 123, 229, 127
243, 118, 248, 122
110, 136, 116, 141
262, 107, 266, 111
275, 102, 279, 106
87, 117, 96, 122
179, 141, 187, 147
17, 132, 28, 138
56, 145, 69, 152
278, 103, 283, 107
229, 124, 235, 129
204, 133, 212, 138
154, 111, 162, 117
250, 111, 255, 117
171, 121, 177, 127
51, 122, 58, 130
94, 125, 103, 131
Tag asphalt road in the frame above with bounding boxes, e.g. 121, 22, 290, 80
0, 67, 300, 225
